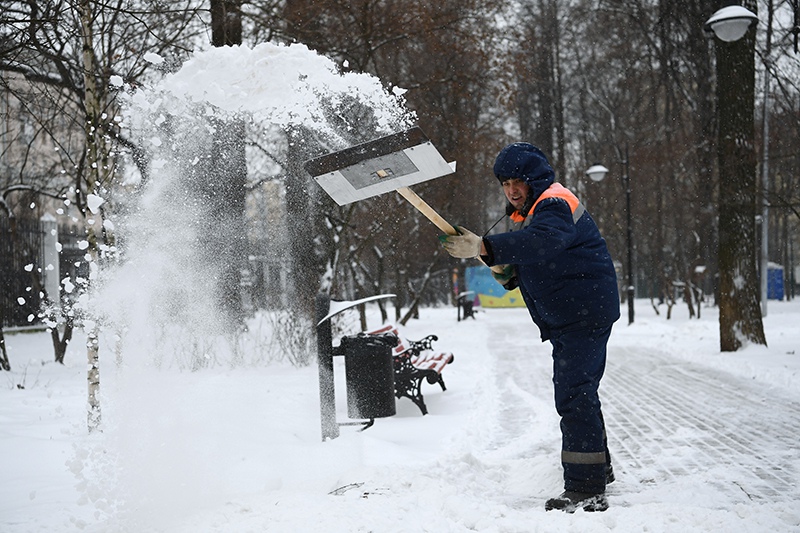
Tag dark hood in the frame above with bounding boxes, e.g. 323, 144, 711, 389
493, 143, 555, 201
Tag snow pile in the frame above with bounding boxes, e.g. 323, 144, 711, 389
156, 42, 410, 134
128, 42, 413, 141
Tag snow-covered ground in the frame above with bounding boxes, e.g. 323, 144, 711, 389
2, 298, 799, 532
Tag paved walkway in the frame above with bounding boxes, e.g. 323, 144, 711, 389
603, 347, 800, 503
487, 323, 800, 505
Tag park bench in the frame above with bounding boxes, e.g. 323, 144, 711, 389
457, 291, 476, 321
365, 324, 455, 415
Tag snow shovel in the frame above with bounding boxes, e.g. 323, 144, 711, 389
304, 127, 460, 236
305, 127, 504, 275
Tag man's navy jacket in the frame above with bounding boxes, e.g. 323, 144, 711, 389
483, 143, 620, 341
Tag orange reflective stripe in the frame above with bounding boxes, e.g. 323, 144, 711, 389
531, 183, 580, 214
511, 183, 581, 223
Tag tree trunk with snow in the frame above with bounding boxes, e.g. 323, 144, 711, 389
714, 0, 767, 351
78, 0, 111, 431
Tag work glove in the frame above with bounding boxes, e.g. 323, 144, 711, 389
491, 264, 518, 291
439, 226, 482, 259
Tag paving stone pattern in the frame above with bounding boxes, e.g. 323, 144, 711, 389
603, 347, 800, 503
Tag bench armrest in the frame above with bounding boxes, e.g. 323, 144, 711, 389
407, 334, 438, 355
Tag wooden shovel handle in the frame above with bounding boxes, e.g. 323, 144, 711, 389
396, 186, 458, 235
396, 186, 503, 273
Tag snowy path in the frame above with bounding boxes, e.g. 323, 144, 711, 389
604, 347, 800, 504
483, 322, 556, 456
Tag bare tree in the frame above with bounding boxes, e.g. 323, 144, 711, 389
1, 0, 208, 428
75, 0, 114, 430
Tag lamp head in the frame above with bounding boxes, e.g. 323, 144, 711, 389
704, 5, 759, 42
585, 164, 609, 183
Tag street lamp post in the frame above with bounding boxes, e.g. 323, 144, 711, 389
586, 144, 635, 325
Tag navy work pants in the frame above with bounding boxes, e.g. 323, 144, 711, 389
550, 325, 612, 494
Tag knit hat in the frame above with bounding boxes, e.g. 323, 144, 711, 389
493, 143, 554, 183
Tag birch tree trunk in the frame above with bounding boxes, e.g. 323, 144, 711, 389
78, 0, 111, 431
714, 0, 767, 351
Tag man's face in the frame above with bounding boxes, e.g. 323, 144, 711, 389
502, 178, 530, 211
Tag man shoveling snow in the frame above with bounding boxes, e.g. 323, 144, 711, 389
440, 142, 620, 513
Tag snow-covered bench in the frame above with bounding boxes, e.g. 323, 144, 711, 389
365, 324, 454, 415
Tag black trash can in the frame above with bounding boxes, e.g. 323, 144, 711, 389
341, 334, 396, 419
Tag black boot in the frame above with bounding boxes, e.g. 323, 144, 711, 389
606, 463, 615, 484
545, 491, 608, 513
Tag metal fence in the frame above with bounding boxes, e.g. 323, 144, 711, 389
1, 217, 84, 329
1, 217, 43, 328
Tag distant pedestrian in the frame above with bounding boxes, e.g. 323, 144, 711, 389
440, 142, 619, 512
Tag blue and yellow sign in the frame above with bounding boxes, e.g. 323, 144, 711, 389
465, 266, 526, 308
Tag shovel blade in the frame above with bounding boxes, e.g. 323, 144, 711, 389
304, 127, 454, 206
